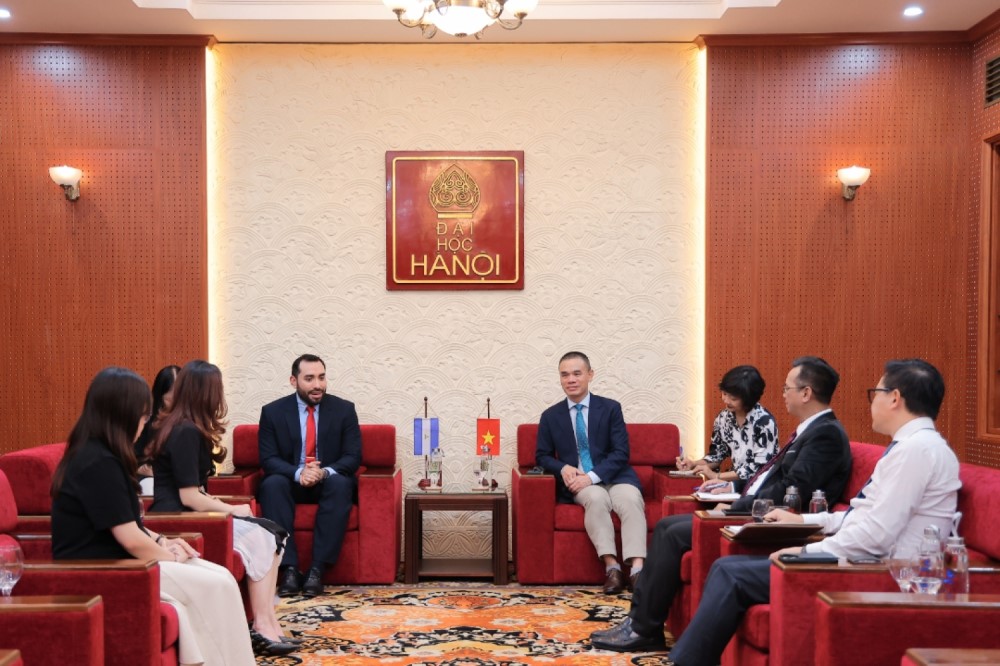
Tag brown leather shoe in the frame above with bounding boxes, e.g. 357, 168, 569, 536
602, 568, 626, 594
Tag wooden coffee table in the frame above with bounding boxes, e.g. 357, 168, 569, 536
404, 492, 508, 584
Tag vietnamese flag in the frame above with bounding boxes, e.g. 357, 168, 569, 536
476, 418, 500, 456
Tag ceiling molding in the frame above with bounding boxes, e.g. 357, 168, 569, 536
967, 8, 1000, 43
699, 31, 970, 47
132, 0, 782, 22
0, 33, 217, 47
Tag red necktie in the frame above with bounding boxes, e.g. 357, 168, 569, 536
741, 431, 797, 496
305, 405, 316, 461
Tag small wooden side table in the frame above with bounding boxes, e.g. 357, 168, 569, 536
404, 492, 508, 584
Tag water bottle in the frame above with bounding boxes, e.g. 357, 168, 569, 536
942, 536, 970, 596
783, 486, 801, 513
918, 525, 944, 579
808, 490, 828, 513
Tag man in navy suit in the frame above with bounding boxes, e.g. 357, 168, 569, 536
592, 355, 852, 653
535, 351, 646, 595
257, 353, 362, 598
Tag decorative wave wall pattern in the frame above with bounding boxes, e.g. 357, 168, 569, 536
210, 43, 703, 559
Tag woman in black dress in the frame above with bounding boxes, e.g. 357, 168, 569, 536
51, 366, 256, 665
135, 364, 180, 493
149, 359, 296, 653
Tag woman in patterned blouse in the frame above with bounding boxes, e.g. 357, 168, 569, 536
678, 365, 779, 484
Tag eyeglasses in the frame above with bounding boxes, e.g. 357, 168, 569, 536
867, 387, 893, 403
782, 385, 808, 394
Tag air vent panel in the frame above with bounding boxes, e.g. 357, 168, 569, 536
987, 56, 1000, 107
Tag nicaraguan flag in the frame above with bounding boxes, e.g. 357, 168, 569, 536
414, 417, 440, 455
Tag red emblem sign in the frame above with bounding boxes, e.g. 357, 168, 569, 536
386, 151, 524, 290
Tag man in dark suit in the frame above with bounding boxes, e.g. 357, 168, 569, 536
257, 353, 362, 598
535, 351, 646, 595
592, 356, 852, 652
664, 359, 957, 666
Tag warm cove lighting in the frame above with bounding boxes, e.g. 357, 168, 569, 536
49, 165, 83, 201
837, 165, 870, 201
903, 6, 924, 18
382, 0, 538, 39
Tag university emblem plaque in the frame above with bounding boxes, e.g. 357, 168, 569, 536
386, 151, 525, 290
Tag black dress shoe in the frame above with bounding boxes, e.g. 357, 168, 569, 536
590, 617, 632, 641
602, 568, 626, 595
277, 567, 302, 597
249, 629, 298, 656
629, 571, 641, 592
302, 566, 325, 598
591, 627, 667, 653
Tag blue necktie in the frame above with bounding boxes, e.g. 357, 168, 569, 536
575, 404, 593, 473
845, 440, 898, 517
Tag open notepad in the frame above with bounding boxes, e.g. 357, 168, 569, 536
722, 523, 823, 542
693, 491, 741, 502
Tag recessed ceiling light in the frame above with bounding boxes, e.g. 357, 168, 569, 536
903, 6, 924, 18
0, 8, 12, 20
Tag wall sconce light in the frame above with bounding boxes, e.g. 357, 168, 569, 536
837, 165, 870, 201
49, 165, 82, 201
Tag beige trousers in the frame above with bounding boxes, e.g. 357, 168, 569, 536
159, 558, 256, 666
573, 482, 647, 563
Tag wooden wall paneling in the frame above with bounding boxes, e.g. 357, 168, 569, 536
706, 44, 972, 456
0, 45, 207, 454
968, 24, 1000, 467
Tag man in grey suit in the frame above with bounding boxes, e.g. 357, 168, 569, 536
535, 351, 646, 595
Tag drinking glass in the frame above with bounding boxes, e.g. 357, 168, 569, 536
886, 553, 918, 593
751, 499, 774, 523
911, 576, 942, 595
0, 543, 24, 597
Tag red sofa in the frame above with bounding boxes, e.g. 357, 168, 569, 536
0, 469, 179, 666
723, 451, 1000, 666
205, 423, 402, 584
511, 422, 681, 584
0, 443, 239, 577
815, 592, 1000, 666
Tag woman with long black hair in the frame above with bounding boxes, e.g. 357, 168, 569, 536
51, 366, 256, 665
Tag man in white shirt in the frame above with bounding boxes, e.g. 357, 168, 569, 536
665, 358, 960, 666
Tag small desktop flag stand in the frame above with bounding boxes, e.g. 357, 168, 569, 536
415, 397, 443, 492
475, 398, 500, 491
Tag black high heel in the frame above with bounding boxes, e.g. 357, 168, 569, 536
249, 628, 297, 656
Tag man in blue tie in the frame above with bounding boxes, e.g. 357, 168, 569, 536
535, 351, 646, 595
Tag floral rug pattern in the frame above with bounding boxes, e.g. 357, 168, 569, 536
260, 584, 674, 665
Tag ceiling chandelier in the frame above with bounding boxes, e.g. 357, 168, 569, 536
382, 0, 539, 39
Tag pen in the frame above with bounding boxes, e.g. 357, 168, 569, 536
700, 482, 728, 492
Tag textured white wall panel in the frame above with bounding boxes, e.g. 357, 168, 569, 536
210, 43, 703, 560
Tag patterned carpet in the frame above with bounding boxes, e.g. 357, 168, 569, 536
260, 584, 675, 665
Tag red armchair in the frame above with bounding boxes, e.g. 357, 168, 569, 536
0, 469, 179, 666
902, 648, 1000, 665
0, 595, 104, 666
723, 453, 1000, 666
815, 592, 1000, 666
206, 424, 402, 584
511, 422, 680, 584
0, 650, 22, 666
